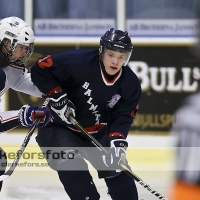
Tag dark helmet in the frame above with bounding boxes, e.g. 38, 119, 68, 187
99, 28, 133, 66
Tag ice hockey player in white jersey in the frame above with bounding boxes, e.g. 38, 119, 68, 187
0, 16, 51, 191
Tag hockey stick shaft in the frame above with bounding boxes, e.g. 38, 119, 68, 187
0, 98, 50, 182
69, 114, 168, 200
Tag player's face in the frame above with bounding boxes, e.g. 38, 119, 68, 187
9, 44, 28, 62
102, 49, 126, 75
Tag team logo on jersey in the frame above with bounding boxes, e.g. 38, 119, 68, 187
108, 94, 121, 108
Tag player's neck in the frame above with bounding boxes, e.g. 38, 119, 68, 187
99, 61, 117, 81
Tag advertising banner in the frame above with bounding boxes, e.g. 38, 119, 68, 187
35, 19, 199, 38
127, 19, 199, 38
7, 45, 200, 133
34, 19, 115, 37
130, 46, 200, 133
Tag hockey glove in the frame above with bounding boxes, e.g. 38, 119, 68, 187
102, 137, 128, 172
49, 90, 76, 125
19, 105, 51, 128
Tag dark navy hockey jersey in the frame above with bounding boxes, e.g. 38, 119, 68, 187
31, 49, 141, 138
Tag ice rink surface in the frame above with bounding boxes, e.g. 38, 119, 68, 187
0, 132, 177, 200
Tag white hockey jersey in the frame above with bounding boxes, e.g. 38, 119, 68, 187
0, 64, 43, 133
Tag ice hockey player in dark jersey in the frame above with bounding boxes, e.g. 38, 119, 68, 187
31, 28, 141, 200
0, 16, 51, 192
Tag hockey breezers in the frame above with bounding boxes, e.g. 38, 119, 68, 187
0, 98, 50, 182
67, 109, 168, 200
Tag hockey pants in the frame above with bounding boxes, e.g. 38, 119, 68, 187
36, 124, 138, 200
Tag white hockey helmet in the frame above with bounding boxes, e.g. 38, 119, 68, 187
0, 16, 35, 66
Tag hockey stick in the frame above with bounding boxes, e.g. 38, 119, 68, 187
67, 111, 168, 200
0, 98, 50, 182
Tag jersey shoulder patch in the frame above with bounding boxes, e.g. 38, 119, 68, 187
0, 68, 7, 92
38, 55, 53, 69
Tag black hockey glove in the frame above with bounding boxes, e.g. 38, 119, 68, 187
102, 136, 128, 172
49, 90, 76, 125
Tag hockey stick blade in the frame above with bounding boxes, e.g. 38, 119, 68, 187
0, 98, 50, 182
68, 113, 168, 200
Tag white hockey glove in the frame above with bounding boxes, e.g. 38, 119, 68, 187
19, 105, 51, 128
49, 90, 76, 125
102, 137, 128, 172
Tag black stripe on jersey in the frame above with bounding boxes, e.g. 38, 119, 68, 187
0, 68, 6, 92
0, 117, 19, 133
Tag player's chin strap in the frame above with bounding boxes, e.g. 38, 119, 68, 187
66, 109, 168, 200
0, 98, 50, 182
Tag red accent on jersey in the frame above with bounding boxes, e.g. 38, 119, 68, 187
42, 94, 47, 98
38, 55, 53, 69
9, 65, 24, 70
46, 86, 62, 96
2, 115, 18, 123
108, 132, 125, 139
130, 104, 139, 117
130, 110, 135, 117
102, 70, 120, 84
84, 124, 105, 132
69, 123, 105, 134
